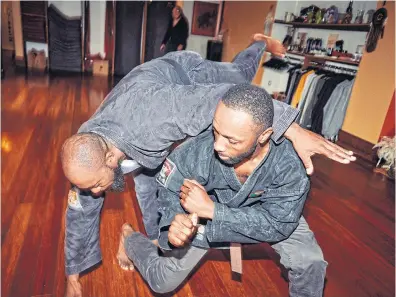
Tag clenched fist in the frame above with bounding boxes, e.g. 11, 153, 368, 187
180, 179, 215, 219
168, 213, 198, 247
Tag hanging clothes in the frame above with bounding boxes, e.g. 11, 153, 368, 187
299, 76, 329, 129
290, 70, 315, 108
296, 74, 325, 124
283, 65, 356, 141
267, 57, 356, 142
322, 79, 355, 141
285, 69, 302, 104
310, 75, 353, 134
285, 65, 301, 95
296, 72, 319, 114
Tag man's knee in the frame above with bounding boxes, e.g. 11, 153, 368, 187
147, 274, 183, 294
292, 245, 328, 274
149, 282, 178, 294
144, 246, 206, 294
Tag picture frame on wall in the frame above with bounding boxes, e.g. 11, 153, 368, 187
191, 1, 219, 37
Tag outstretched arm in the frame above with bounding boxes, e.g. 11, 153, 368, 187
64, 187, 104, 297
285, 123, 356, 174
271, 101, 355, 175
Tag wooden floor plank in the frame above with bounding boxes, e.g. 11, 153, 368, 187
1, 203, 33, 297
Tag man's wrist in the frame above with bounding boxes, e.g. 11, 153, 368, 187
67, 274, 80, 282
284, 123, 299, 143
205, 202, 215, 220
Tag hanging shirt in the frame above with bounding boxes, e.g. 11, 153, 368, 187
322, 79, 355, 141
290, 70, 315, 108
296, 73, 318, 115
311, 76, 350, 134
285, 69, 300, 104
297, 74, 323, 123
299, 76, 328, 129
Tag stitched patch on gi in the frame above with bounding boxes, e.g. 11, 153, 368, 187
157, 159, 176, 187
249, 190, 265, 198
68, 188, 83, 210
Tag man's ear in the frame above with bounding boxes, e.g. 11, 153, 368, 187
105, 151, 117, 168
258, 127, 273, 144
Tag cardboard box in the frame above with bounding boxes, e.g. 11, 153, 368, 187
93, 60, 109, 76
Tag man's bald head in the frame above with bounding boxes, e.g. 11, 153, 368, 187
61, 132, 107, 181
61, 133, 126, 194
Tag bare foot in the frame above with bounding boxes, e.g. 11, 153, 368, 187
252, 33, 285, 58
117, 223, 135, 271
252, 33, 269, 42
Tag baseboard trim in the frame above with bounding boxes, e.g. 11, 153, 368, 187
338, 130, 375, 164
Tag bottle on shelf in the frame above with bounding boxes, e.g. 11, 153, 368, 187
346, 0, 353, 15
305, 38, 312, 54
316, 39, 323, 52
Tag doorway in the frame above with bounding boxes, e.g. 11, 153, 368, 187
144, 1, 174, 62
113, 1, 145, 77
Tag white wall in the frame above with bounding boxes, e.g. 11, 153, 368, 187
48, 1, 106, 56
49, 1, 82, 17
89, 1, 106, 57
183, 0, 220, 58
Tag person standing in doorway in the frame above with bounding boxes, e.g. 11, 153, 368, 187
160, 5, 189, 53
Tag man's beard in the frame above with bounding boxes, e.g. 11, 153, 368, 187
218, 143, 257, 166
110, 163, 125, 192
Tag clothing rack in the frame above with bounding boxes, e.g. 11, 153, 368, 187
284, 59, 356, 141
324, 61, 358, 69
286, 56, 303, 63
278, 53, 358, 75
285, 53, 323, 70
286, 53, 305, 63
303, 60, 357, 76
286, 51, 360, 69
323, 61, 358, 75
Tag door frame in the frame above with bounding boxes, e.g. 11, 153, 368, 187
106, 1, 150, 76
104, 0, 116, 75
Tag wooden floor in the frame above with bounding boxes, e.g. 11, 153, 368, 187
1, 71, 395, 297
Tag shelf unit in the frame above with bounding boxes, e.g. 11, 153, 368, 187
274, 19, 367, 68
286, 51, 360, 66
274, 20, 370, 32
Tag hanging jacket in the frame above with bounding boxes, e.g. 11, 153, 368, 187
322, 79, 355, 141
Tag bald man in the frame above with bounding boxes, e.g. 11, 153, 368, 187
61, 34, 355, 297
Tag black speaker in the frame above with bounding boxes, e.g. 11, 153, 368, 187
206, 40, 223, 62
